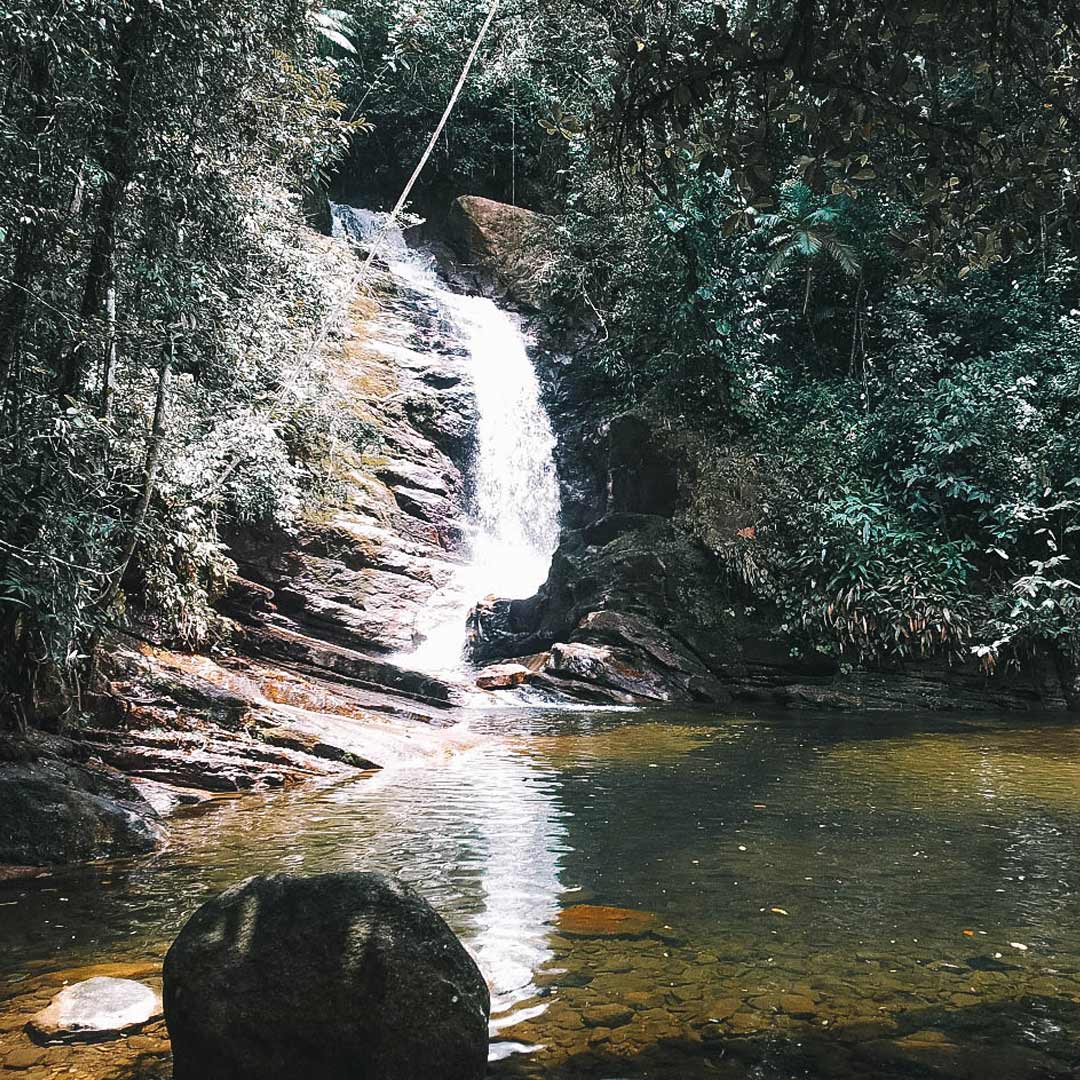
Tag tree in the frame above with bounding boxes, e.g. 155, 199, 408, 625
602, 0, 1080, 274
0, 0, 352, 729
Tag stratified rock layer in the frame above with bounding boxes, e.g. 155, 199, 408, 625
163, 871, 490, 1080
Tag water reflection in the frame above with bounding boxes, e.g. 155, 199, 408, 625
4, 708, 1080, 1079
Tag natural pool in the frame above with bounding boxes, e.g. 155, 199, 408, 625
2, 706, 1080, 1078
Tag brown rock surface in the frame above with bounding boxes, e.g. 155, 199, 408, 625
447, 195, 552, 309
557, 904, 660, 939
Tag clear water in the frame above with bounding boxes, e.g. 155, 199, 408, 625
331, 206, 561, 677
4, 707, 1080, 1078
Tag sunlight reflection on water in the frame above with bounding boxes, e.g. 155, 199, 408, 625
4, 707, 1080, 1078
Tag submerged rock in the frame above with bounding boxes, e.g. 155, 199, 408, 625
163, 871, 489, 1080
557, 904, 661, 939
581, 1003, 634, 1029
27, 977, 162, 1044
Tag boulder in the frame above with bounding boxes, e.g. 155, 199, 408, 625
0, 752, 162, 866
537, 641, 689, 703
446, 195, 552, 309
27, 977, 162, 1043
163, 872, 490, 1080
475, 663, 533, 690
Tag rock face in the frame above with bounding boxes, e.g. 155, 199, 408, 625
467, 513, 737, 704
222, 276, 478, 666
446, 195, 551, 309
0, 741, 162, 866
163, 872, 490, 1080
27, 977, 162, 1043
606, 414, 678, 517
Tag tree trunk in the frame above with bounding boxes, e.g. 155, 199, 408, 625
100, 283, 118, 420
0, 230, 38, 421
93, 341, 172, 617
0, 47, 52, 418
57, 11, 143, 400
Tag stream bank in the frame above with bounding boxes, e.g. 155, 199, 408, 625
0, 212, 513, 871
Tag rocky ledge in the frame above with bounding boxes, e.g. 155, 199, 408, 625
0, 229, 494, 872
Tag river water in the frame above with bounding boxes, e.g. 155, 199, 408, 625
3, 706, 1080, 1079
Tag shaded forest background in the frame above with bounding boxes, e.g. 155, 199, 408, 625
3, 0, 1080, 728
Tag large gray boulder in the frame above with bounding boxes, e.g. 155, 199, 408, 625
446, 195, 552, 309
163, 872, 490, 1080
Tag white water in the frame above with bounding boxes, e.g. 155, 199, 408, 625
332, 206, 561, 675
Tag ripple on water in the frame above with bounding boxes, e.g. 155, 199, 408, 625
3, 707, 1080, 1079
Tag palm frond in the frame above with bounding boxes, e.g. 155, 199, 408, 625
823, 237, 862, 276
796, 230, 824, 258
766, 241, 800, 278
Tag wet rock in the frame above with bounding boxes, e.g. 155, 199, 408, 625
557, 904, 660, 939
540, 637, 727, 704
581, 1003, 635, 1029
0, 744, 162, 866
258, 727, 378, 770
475, 663, 533, 690
607, 414, 678, 517
391, 485, 458, 527
466, 514, 737, 703
164, 871, 489, 1080
403, 383, 478, 468
27, 977, 162, 1043
236, 622, 459, 706
703, 998, 743, 1022
726, 1010, 767, 1033
82, 734, 298, 793
777, 993, 817, 1018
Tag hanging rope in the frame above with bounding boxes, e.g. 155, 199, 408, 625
311, 0, 501, 355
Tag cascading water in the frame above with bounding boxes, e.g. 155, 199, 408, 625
332, 205, 560, 676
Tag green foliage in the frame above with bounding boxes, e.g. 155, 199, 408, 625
603, 0, 1080, 275
0, 0, 353, 727
328, 0, 605, 206
549, 141, 1080, 672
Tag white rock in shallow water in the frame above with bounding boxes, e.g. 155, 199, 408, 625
27, 977, 162, 1042
475, 663, 533, 690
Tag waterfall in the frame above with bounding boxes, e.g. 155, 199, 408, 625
332, 206, 560, 675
